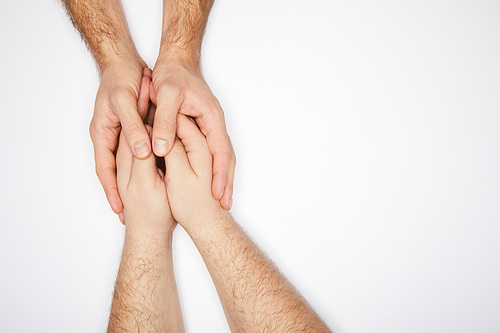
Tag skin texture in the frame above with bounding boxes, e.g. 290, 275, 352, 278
62, 0, 235, 216
153, 0, 235, 210
62, 0, 152, 216
165, 115, 331, 332
108, 126, 184, 332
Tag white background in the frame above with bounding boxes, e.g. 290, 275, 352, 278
1, 0, 499, 332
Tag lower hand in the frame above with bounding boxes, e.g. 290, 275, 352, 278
164, 114, 227, 232
116, 125, 176, 236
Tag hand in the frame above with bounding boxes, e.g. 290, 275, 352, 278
116, 124, 176, 235
151, 60, 235, 210
164, 114, 226, 232
89, 59, 153, 216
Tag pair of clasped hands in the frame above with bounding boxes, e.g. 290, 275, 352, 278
118, 113, 220, 239
90, 65, 235, 225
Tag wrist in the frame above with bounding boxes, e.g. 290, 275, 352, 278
152, 58, 203, 87
156, 48, 201, 72
124, 216, 175, 246
185, 208, 232, 244
126, 226, 174, 247
98, 46, 144, 74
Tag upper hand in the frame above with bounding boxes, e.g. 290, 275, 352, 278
89, 59, 153, 216
151, 60, 235, 210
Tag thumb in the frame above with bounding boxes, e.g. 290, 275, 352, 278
114, 93, 151, 159
152, 84, 182, 156
130, 125, 159, 182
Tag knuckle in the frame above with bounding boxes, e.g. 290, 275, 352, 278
223, 150, 233, 162
213, 105, 224, 116
155, 118, 176, 135
123, 122, 143, 139
109, 87, 133, 108
96, 165, 116, 182
213, 149, 233, 163
156, 81, 182, 98
209, 104, 224, 119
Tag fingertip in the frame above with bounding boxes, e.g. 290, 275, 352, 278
143, 67, 153, 79
133, 139, 151, 159
118, 212, 125, 225
225, 196, 233, 210
212, 180, 225, 201
219, 187, 233, 210
219, 197, 232, 211
108, 193, 123, 214
153, 138, 171, 157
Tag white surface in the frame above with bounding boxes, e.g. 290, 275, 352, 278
1, 0, 500, 332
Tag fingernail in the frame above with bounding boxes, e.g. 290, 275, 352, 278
229, 197, 233, 209
155, 139, 169, 156
134, 140, 149, 158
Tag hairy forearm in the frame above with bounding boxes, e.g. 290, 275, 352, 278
158, 0, 215, 69
188, 213, 330, 332
108, 230, 184, 332
62, 0, 140, 70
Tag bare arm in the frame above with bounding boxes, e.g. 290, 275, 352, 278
190, 213, 330, 332
152, 0, 235, 210
109, 231, 183, 332
61, 0, 137, 70
159, 0, 214, 69
164, 115, 330, 332
62, 0, 152, 220
108, 129, 184, 332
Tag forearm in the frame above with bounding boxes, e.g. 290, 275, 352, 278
108, 229, 184, 332
187, 212, 330, 332
158, 0, 215, 69
62, 0, 140, 71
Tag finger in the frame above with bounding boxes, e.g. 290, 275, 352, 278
143, 67, 152, 79
220, 138, 235, 210
130, 125, 159, 182
164, 138, 193, 182
116, 131, 134, 191
150, 81, 157, 105
93, 134, 123, 214
145, 103, 156, 128
176, 115, 212, 175
152, 84, 182, 156
118, 211, 125, 225
198, 112, 231, 201
137, 73, 151, 120
113, 93, 151, 159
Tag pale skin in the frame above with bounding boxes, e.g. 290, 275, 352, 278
62, 0, 235, 222
108, 114, 331, 331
